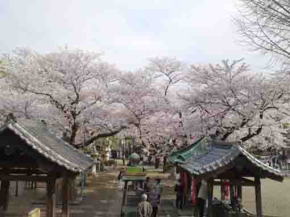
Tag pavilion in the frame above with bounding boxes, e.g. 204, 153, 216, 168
169, 137, 284, 217
0, 115, 93, 217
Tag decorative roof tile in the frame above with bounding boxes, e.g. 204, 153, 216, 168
172, 138, 284, 181
0, 119, 93, 173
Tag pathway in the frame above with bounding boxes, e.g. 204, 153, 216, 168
70, 170, 123, 217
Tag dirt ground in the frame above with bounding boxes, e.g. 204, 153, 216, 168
3, 170, 122, 217
69, 171, 123, 217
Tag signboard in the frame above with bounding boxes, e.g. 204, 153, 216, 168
28, 208, 40, 217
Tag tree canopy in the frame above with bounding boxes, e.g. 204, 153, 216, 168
1, 48, 289, 153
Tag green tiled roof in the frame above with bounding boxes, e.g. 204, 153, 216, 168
169, 137, 209, 163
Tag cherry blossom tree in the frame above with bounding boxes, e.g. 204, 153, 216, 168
146, 57, 185, 97
234, 0, 290, 64
181, 59, 288, 149
144, 57, 189, 147
2, 48, 129, 146
110, 71, 164, 148
1, 47, 289, 153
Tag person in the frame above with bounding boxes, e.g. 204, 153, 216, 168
197, 180, 208, 217
117, 169, 124, 181
137, 194, 153, 217
140, 156, 144, 165
148, 155, 152, 165
144, 177, 151, 193
163, 156, 167, 171
149, 188, 160, 217
155, 179, 162, 200
174, 179, 184, 209
117, 169, 125, 190
155, 156, 160, 169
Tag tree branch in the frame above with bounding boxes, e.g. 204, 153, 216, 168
78, 125, 128, 147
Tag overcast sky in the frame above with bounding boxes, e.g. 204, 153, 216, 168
0, 0, 269, 71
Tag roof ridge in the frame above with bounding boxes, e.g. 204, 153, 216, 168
8, 122, 82, 172
237, 145, 284, 176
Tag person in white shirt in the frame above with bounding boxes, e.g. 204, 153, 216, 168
137, 194, 153, 217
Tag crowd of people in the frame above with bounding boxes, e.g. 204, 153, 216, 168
137, 177, 162, 217
118, 166, 211, 217
137, 177, 208, 217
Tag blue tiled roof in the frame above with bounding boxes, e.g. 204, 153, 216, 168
173, 139, 284, 181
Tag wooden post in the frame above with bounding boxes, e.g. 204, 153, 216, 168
0, 180, 5, 209
15, 181, 19, 197
47, 178, 56, 217
220, 179, 225, 200
122, 181, 128, 206
237, 185, 242, 200
230, 184, 235, 206
0, 180, 10, 211
207, 179, 214, 217
62, 175, 70, 217
255, 177, 263, 217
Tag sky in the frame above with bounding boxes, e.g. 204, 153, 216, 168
0, 0, 270, 71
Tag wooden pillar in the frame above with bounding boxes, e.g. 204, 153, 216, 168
122, 181, 128, 206
207, 179, 214, 217
230, 184, 235, 206
0, 180, 5, 209
255, 177, 263, 217
15, 181, 19, 197
0, 180, 10, 211
62, 176, 70, 217
47, 178, 56, 217
237, 185, 242, 200
220, 179, 225, 200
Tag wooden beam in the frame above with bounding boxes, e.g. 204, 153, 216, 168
0, 168, 46, 174
213, 178, 255, 187
47, 178, 56, 217
0, 163, 39, 168
62, 175, 70, 217
255, 177, 263, 217
0, 174, 49, 182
